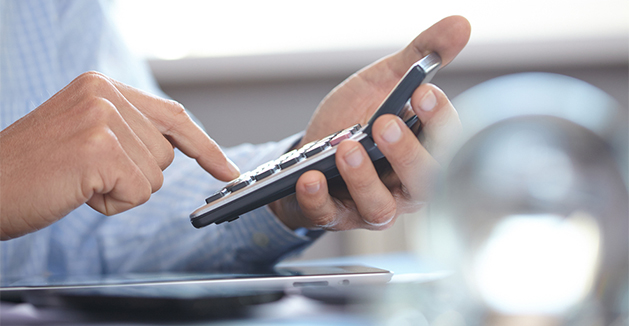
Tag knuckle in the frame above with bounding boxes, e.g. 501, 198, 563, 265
310, 212, 337, 229
65, 88, 118, 126
164, 148, 175, 166
298, 196, 338, 228
395, 145, 421, 169
155, 143, 175, 170
101, 209, 116, 217
150, 168, 165, 192
299, 189, 325, 211
166, 100, 187, 119
83, 96, 118, 121
363, 202, 397, 229
127, 182, 152, 208
350, 174, 379, 193
80, 125, 118, 157
74, 71, 111, 93
137, 186, 152, 205
167, 100, 186, 116
162, 100, 190, 133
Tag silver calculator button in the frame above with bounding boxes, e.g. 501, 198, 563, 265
224, 174, 253, 192
254, 164, 278, 181
279, 151, 303, 169
205, 188, 227, 204
304, 141, 330, 157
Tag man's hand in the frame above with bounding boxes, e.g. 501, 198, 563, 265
269, 16, 471, 230
0, 72, 240, 240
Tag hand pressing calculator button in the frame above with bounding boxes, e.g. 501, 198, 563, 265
191, 53, 441, 228
254, 163, 278, 181
278, 150, 304, 169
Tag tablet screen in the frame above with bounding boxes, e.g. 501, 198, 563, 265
1, 265, 392, 294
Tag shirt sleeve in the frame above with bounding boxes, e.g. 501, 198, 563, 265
0, 133, 322, 278
0, 1, 322, 278
96, 132, 321, 274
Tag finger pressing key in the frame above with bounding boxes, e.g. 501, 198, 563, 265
107, 78, 240, 181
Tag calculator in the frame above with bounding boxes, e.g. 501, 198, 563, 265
190, 53, 441, 228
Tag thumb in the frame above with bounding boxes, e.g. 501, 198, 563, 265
383, 16, 472, 79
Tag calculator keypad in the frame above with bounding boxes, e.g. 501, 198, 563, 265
204, 124, 362, 205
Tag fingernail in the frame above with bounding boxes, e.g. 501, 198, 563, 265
305, 181, 320, 194
344, 146, 363, 167
381, 119, 402, 143
419, 90, 437, 111
227, 158, 240, 177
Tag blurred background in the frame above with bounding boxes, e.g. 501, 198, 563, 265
112, 0, 628, 261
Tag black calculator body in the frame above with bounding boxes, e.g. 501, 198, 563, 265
190, 53, 441, 228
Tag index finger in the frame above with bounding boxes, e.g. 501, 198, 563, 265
107, 80, 240, 182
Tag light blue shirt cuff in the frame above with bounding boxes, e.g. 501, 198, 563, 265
221, 132, 327, 269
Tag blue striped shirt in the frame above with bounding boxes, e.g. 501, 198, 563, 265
0, 0, 314, 279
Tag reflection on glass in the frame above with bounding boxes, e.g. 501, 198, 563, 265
414, 72, 629, 326
474, 212, 600, 315
432, 116, 628, 325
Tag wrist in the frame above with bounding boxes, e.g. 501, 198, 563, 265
268, 197, 302, 231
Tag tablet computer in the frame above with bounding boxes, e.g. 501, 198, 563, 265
0, 264, 392, 317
